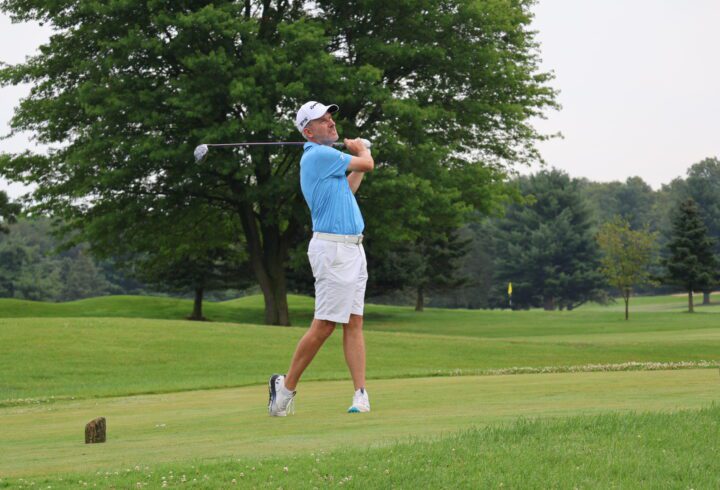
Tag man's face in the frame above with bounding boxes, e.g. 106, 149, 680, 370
304, 112, 338, 145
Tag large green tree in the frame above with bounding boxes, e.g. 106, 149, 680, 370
491, 169, 605, 310
0, 0, 556, 324
662, 198, 718, 313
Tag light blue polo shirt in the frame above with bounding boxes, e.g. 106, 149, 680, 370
300, 142, 365, 235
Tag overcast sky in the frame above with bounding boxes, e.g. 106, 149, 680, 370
2, 1, 719, 198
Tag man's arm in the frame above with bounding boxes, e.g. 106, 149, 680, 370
347, 171, 365, 194
344, 138, 374, 193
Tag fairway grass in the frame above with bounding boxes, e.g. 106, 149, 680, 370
1, 369, 718, 479
3, 317, 720, 403
1, 292, 718, 334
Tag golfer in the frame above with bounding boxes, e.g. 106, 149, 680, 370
268, 101, 374, 416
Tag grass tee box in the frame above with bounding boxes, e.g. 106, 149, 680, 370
9, 405, 718, 489
1, 370, 718, 479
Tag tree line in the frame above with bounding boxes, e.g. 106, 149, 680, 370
426, 157, 720, 316
1, 156, 718, 320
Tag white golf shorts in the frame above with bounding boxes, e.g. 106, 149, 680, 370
307, 236, 368, 324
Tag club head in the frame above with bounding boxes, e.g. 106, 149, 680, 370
194, 144, 209, 162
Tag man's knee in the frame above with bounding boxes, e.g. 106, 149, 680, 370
344, 314, 364, 329
311, 319, 336, 340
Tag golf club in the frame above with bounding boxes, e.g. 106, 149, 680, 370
193, 139, 372, 163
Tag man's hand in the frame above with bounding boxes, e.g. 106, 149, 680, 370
344, 138, 370, 156
344, 138, 373, 193
346, 138, 374, 174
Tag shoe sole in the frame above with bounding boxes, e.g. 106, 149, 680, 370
268, 374, 280, 415
347, 406, 370, 413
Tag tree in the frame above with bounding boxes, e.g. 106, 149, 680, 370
79, 199, 252, 320
1, 0, 557, 324
442, 222, 498, 309
363, 171, 473, 311
596, 218, 657, 320
491, 169, 606, 310
683, 157, 720, 304
133, 245, 249, 321
57, 249, 111, 301
662, 199, 718, 312
0, 242, 27, 297
0, 190, 20, 234
0, 217, 141, 301
580, 177, 657, 231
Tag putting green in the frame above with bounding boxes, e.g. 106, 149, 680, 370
1, 368, 718, 477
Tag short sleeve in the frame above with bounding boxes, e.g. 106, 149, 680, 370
314, 145, 352, 179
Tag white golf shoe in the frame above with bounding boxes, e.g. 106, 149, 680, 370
268, 374, 296, 416
347, 387, 370, 413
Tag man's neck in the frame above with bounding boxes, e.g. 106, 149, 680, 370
308, 137, 334, 147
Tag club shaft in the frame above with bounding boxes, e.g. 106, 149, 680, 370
205, 142, 342, 147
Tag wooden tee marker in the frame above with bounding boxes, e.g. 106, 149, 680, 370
85, 417, 106, 444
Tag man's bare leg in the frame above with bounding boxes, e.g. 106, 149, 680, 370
342, 314, 366, 390
284, 318, 336, 390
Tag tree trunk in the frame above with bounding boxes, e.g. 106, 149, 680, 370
688, 289, 694, 313
248, 247, 290, 326
702, 290, 711, 305
415, 286, 424, 312
239, 202, 291, 326
624, 288, 630, 321
189, 287, 205, 321
259, 261, 290, 326
543, 295, 555, 311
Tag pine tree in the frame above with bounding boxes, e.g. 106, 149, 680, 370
662, 199, 718, 312
491, 169, 606, 310
683, 157, 720, 304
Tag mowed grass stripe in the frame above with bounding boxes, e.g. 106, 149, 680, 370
579, 293, 720, 313
0, 295, 283, 325
3, 317, 720, 402
1, 369, 718, 478
2, 294, 719, 339
499, 327, 720, 345
14, 406, 720, 489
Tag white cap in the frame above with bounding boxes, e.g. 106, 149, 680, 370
295, 101, 339, 133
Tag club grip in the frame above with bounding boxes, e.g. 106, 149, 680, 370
339, 138, 372, 149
